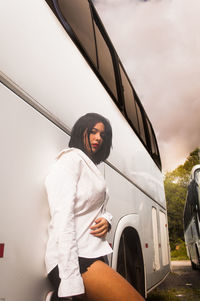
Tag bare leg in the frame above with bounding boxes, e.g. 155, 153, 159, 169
81, 260, 145, 301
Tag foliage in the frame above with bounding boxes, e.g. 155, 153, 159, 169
164, 148, 200, 250
170, 239, 188, 260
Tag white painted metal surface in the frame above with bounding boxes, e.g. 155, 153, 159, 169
0, 1, 170, 300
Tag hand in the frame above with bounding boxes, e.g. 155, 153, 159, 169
90, 217, 109, 238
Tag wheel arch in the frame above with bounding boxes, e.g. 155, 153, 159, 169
111, 214, 146, 297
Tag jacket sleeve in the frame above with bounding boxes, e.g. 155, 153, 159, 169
99, 189, 112, 227
45, 152, 84, 298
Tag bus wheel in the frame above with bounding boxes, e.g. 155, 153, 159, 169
117, 227, 145, 297
190, 245, 200, 270
191, 260, 198, 270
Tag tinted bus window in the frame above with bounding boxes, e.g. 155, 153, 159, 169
57, 0, 97, 66
119, 64, 139, 134
93, 22, 117, 99
147, 120, 157, 154
135, 102, 147, 145
146, 119, 161, 168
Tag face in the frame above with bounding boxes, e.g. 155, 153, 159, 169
84, 122, 105, 155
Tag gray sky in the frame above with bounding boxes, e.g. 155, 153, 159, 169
94, 0, 200, 172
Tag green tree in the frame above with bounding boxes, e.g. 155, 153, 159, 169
164, 147, 200, 250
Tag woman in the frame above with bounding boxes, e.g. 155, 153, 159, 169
45, 113, 144, 301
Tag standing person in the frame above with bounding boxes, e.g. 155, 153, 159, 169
45, 113, 144, 301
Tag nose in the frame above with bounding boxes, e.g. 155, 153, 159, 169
95, 132, 101, 142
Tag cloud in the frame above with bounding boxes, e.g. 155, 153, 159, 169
94, 0, 200, 171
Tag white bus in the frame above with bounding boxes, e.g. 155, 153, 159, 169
183, 165, 200, 269
0, 0, 170, 300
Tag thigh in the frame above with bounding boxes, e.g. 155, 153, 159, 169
81, 260, 144, 301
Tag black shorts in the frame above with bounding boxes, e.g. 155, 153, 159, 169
47, 256, 108, 300
78, 255, 108, 274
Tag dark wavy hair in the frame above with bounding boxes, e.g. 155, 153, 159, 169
69, 113, 112, 164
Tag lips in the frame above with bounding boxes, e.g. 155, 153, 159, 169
91, 143, 100, 152
92, 144, 99, 149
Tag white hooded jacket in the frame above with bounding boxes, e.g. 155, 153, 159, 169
45, 148, 113, 297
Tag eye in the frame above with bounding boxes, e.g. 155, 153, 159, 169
90, 129, 97, 134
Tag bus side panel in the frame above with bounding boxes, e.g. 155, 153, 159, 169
184, 166, 200, 268
0, 0, 170, 297
104, 164, 170, 292
0, 84, 69, 301
0, 0, 165, 207
184, 220, 200, 266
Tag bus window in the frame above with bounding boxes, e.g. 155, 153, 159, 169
135, 102, 147, 145
93, 22, 118, 100
119, 64, 139, 134
184, 179, 196, 230
147, 119, 161, 169
56, 0, 97, 67
152, 207, 160, 271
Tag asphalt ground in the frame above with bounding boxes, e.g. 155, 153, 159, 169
146, 261, 200, 300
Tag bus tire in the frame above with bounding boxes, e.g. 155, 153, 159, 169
191, 260, 198, 270
116, 227, 145, 297
190, 245, 200, 270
